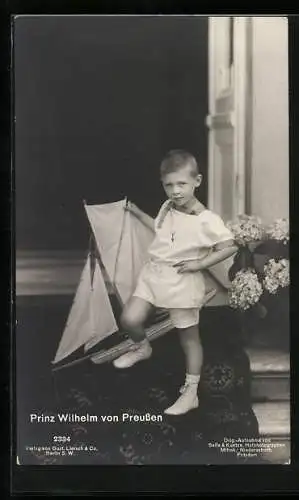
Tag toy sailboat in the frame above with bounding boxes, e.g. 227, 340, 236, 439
52, 199, 232, 371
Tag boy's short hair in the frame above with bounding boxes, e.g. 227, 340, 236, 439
160, 150, 199, 178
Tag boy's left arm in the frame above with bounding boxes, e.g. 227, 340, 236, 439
201, 239, 238, 268
174, 240, 237, 273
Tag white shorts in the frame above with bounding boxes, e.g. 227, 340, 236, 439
132, 260, 206, 309
132, 260, 202, 328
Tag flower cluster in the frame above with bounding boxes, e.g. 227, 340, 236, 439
226, 215, 264, 247
265, 218, 289, 245
263, 258, 290, 294
227, 214, 290, 313
228, 269, 263, 311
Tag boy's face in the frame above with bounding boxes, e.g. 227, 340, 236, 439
161, 165, 202, 208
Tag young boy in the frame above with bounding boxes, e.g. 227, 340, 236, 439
113, 150, 237, 416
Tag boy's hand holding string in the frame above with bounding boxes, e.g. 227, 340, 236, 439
125, 200, 155, 232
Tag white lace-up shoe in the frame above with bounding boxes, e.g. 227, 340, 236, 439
179, 383, 187, 394
164, 384, 199, 415
113, 341, 152, 369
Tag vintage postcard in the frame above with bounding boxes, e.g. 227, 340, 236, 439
14, 15, 290, 466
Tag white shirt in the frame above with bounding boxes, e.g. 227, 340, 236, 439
148, 201, 233, 265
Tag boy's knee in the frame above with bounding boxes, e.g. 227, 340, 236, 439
120, 310, 142, 331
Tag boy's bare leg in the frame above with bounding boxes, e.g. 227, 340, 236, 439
113, 297, 154, 368
120, 296, 153, 342
178, 325, 203, 375
164, 325, 202, 415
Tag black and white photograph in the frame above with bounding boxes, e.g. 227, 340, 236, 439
14, 15, 290, 465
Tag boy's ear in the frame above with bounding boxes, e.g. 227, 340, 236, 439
195, 174, 202, 187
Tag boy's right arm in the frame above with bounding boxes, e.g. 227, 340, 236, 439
125, 201, 155, 232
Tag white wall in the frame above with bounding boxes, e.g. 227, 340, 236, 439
250, 17, 289, 222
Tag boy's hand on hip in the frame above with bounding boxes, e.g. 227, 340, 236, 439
173, 260, 204, 273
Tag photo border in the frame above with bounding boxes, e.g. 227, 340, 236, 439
2, 2, 298, 495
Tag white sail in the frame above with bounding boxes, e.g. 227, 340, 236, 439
130, 207, 155, 278
53, 255, 118, 364
84, 201, 126, 287
114, 207, 154, 303
208, 258, 233, 289
85, 199, 154, 305
84, 257, 119, 351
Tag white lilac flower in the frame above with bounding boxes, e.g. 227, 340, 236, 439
265, 218, 289, 244
228, 269, 263, 310
226, 215, 264, 246
263, 258, 290, 294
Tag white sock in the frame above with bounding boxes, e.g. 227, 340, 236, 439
185, 373, 200, 386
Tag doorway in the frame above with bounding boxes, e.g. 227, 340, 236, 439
15, 16, 209, 251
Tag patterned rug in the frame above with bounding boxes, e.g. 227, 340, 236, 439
16, 299, 262, 465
